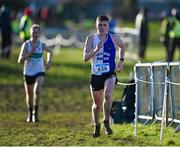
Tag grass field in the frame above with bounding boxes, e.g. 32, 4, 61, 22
0, 25, 180, 145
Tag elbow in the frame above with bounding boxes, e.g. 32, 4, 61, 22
83, 56, 89, 62
18, 59, 23, 64
83, 58, 87, 62
17, 60, 22, 64
17, 59, 21, 64
83, 55, 87, 62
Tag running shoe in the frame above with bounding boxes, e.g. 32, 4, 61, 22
26, 112, 32, 123
32, 111, 39, 122
103, 120, 113, 135
92, 123, 100, 137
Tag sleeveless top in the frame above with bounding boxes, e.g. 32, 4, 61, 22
91, 33, 116, 75
23, 40, 45, 76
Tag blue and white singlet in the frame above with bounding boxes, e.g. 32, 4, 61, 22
23, 40, 45, 76
91, 33, 116, 75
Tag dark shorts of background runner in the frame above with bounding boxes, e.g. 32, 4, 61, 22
90, 72, 118, 91
24, 72, 45, 85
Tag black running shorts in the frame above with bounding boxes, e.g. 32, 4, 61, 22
24, 72, 45, 85
90, 73, 118, 91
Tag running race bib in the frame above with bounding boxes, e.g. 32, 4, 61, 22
28, 59, 41, 67
94, 63, 110, 73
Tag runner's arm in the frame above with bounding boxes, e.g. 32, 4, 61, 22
17, 42, 32, 64
83, 35, 102, 62
115, 34, 126, 72
43, 43, 52, 70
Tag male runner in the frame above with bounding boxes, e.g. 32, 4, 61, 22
83, 15, 125, 137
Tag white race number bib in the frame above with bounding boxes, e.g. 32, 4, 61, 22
94, 63, 110, 73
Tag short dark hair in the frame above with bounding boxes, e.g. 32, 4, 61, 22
96, 15, 109, 22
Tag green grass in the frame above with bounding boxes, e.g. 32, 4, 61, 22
0, 112, 134, 146
0, 112, 179, 146
0, 37, 180, 145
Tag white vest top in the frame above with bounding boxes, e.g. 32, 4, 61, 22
23, 40, 45, 76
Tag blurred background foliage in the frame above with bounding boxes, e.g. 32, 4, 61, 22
0, 0, 169, 25
1, 0, 180, 45
1, 0, 180, 28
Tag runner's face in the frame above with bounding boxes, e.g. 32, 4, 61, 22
96, 20, 109, 35
30, 28, 40, 39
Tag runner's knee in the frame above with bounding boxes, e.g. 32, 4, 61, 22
92, 103, 101, 110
